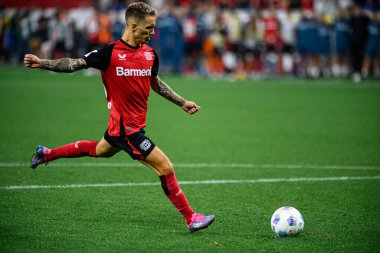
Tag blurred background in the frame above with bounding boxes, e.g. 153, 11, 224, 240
0, 0, 379, 81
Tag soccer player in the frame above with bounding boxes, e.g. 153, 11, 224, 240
23, 2, 215, 233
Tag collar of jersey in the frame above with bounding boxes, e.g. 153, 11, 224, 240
120, 39, 140, 50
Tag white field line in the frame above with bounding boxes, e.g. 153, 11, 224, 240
0, 162, 379, 171
1, 176, 380, 190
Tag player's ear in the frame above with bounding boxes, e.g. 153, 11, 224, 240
131, 23, 138, 32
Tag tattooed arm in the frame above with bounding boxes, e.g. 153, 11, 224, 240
24, 54, 87, 73
150, 76, 201, 115
150, 75, 186, 106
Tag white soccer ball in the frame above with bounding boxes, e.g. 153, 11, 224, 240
271, 206, 304, 237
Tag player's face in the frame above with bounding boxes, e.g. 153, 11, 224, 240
135, 15, 156, 44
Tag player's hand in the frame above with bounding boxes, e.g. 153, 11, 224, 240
181, 101, 201, 115
24, 54, 42, 68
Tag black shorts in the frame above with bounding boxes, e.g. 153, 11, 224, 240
104, 129, 156, 160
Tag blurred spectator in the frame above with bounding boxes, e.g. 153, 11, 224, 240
29, 16, 50, 58
362, 10, 380, 78
223, 9, 243, 75
349, 4, 369, 82
98, 11, 112, 46
263, 8, 282, 75
224, 9, 243, 54
50, 9, 75, 58
296, 10, 319, 78
182, 8, 201, 74
86, 9, 100, 53
242, 14, 264, 76
156, 4, 184, 74
317, 14, 332, 77
332, 8, 351, 78
277, 1, 299, 75
111, 11, 124, 40
202, 12, 226, 76
1, 10, 25, 63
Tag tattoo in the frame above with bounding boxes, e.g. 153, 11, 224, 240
41, 58, 87, 73
150, 76, 185, 106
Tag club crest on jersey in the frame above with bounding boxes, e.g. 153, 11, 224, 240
140, 139, 151, 151
118, 54, 126, 60
144, 52, 153, 61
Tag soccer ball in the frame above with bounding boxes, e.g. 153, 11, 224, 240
271, 206, 304, 237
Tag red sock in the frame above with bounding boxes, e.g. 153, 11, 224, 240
160, 172, 195, 225
44, 141, 98, 162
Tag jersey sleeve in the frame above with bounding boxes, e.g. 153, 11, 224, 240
152, 50, 159, 76
83, 43, 115, 71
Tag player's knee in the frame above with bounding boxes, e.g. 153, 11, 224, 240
158, 161, 174, 175
95, 142, 119, 158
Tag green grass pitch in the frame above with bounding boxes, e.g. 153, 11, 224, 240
0, 66, 380, 252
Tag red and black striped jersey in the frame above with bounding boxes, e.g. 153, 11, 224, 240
84, 39, 159, 136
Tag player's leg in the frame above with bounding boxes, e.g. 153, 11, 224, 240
142, 146, 215, 232
109, 130, 215, 232
31, 137, 120, 169
139, 160, 160, 175
142, 147, 194, 225
142, 146, 173, 175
